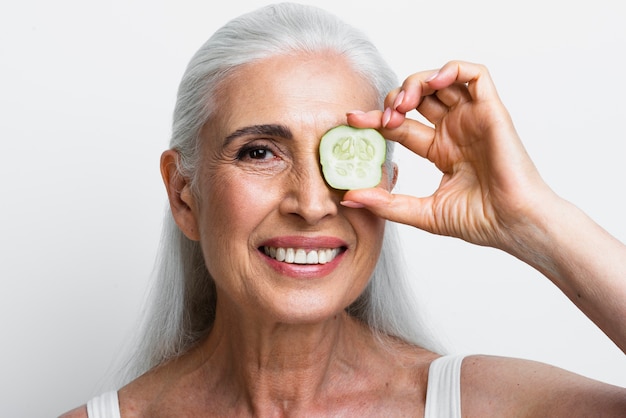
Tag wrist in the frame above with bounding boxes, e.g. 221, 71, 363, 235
497, 188, 571, 277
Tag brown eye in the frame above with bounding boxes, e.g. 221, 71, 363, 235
249, 148, 272, 160
237, 145, 277, 161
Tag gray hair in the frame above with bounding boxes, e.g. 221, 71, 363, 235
124, 2, 443, 380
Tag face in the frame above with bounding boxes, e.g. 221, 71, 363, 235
178, 52, 392, 324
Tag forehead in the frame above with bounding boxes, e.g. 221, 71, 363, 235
211, 52, 379, 136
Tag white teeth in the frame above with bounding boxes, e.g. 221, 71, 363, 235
263, 246, 340, 265
294, 249, 307, 264
285, 248, 295, 263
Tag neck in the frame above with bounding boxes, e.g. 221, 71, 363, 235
197, 306, 373, 412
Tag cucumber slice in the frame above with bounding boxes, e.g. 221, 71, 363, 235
319, 125, 386, 190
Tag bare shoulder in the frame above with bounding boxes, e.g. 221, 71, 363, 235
57, 405, 88, 418
461, 355, 626, 417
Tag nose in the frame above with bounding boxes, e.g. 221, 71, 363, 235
279, 157, 339, 225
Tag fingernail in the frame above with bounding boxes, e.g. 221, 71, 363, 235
346, 110, 365, 115
393, 90, 405, 110
382, 107, 392, 127
341, 200, 365, 209
425, 71, 439, 82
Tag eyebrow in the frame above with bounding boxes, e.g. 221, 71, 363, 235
223, 124, 293, 145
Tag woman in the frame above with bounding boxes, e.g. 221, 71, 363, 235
61, 3, 626, 416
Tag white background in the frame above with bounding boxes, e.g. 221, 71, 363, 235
1, 1, 625, 416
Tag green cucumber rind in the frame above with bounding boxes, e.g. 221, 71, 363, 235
319, 125, 386, 190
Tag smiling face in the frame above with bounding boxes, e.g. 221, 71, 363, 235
179, 52, 391, 324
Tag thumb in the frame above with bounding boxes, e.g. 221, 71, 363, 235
342, 188, 434, 231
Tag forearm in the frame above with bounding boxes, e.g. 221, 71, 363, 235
507, 195, 626, 353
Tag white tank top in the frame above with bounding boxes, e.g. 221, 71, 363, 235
424, 354, 465, 418
86, 390, 120, 418
87, 354, 465, 418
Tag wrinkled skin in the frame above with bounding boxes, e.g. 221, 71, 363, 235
345, 60, 626, 358
60, 58, 626, 418
344, 61, 550, 250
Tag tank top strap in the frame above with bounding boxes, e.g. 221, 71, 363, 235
424, 354, 466, 418
86, 390, 121, 418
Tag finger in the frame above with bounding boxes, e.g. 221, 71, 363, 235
384, 87, 403, 111
347, 108, 406, 130
379, 116, 435, 159
348, 109, 435, 159
346, 109, 385, 129
434, 84, 472, 108
426, 61, 499, 102
416, 95, 448, 126
415, 85, 472, 126
389, 70, 439, 113
342, 188, 435, 232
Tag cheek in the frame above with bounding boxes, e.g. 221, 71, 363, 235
348, 210, 386, 259
196, 171, 281, 254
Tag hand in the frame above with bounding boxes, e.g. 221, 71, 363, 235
344, 60, 556, 251
346, 61, 626, 354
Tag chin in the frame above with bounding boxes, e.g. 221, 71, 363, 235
264, 294, 355, 326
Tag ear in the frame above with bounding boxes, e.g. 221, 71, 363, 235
160, 150, 200, 241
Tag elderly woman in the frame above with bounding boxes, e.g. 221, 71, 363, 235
62, 3, 626, 417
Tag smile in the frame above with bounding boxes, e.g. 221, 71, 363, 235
262, 246, 342, 265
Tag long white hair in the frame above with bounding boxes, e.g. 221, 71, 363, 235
124, 2, 444, 381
